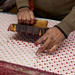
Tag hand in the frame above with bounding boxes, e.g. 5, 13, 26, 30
34, 27, 65, 55
17, 7, 35, 24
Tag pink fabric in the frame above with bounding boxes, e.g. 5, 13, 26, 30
0, 13, 75, 75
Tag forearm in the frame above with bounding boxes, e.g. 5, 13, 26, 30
16, 0, 29, 9
57, 6, 75, 37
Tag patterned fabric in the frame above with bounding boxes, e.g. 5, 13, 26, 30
0, 0, 16, 12
0, 60, 58, 75
0, 13, 75, 75
0, 0, 7, 5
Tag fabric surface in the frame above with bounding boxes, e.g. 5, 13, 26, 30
0, 0, 7, 5
0, 13, 75, 75
0, 60, 59, 75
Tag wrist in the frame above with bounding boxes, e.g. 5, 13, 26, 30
18, 6, 30, 12
54, 25, 67, 38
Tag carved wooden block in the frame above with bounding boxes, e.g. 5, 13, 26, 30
8, 19, 49, 36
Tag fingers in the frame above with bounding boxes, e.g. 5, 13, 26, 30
36, 40, 62, 55
48, 42, 62, 53
17, 14, 22, 23
34, 34, 47, 46
36, 38, 56, 55
22, 15, 26, 24
36, 38, 52, 54
25, 13, 31, 25
35, 27, 66, 55
30, 11, 35, 24
17, 9, 35, 24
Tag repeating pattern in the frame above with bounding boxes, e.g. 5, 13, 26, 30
0, 13, 75, 75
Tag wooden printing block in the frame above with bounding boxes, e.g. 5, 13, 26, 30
20, 25, 27, 32
8, 24, 49, 36
33, 27, 40, 35
26, 26, 34, 34
33, 19, 48, 28
8, 19, 49, 36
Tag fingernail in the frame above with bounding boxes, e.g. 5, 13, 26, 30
36, 50, 41, 55
23, 21, 25, 24
7, 29, 9, 31
19, 20, 21, 23
38, 47, 43, 50
32, 19, 35, 21
36, 51, 39, 55
34, 42, 39, 46
31, 22, 34, 25
26, 23, 29, 25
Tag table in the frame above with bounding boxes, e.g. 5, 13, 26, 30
0, 12, 75, 75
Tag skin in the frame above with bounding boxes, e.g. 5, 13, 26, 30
35, 27, 65, 55
17, 7, 65, 55
17, 7, 35, 24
